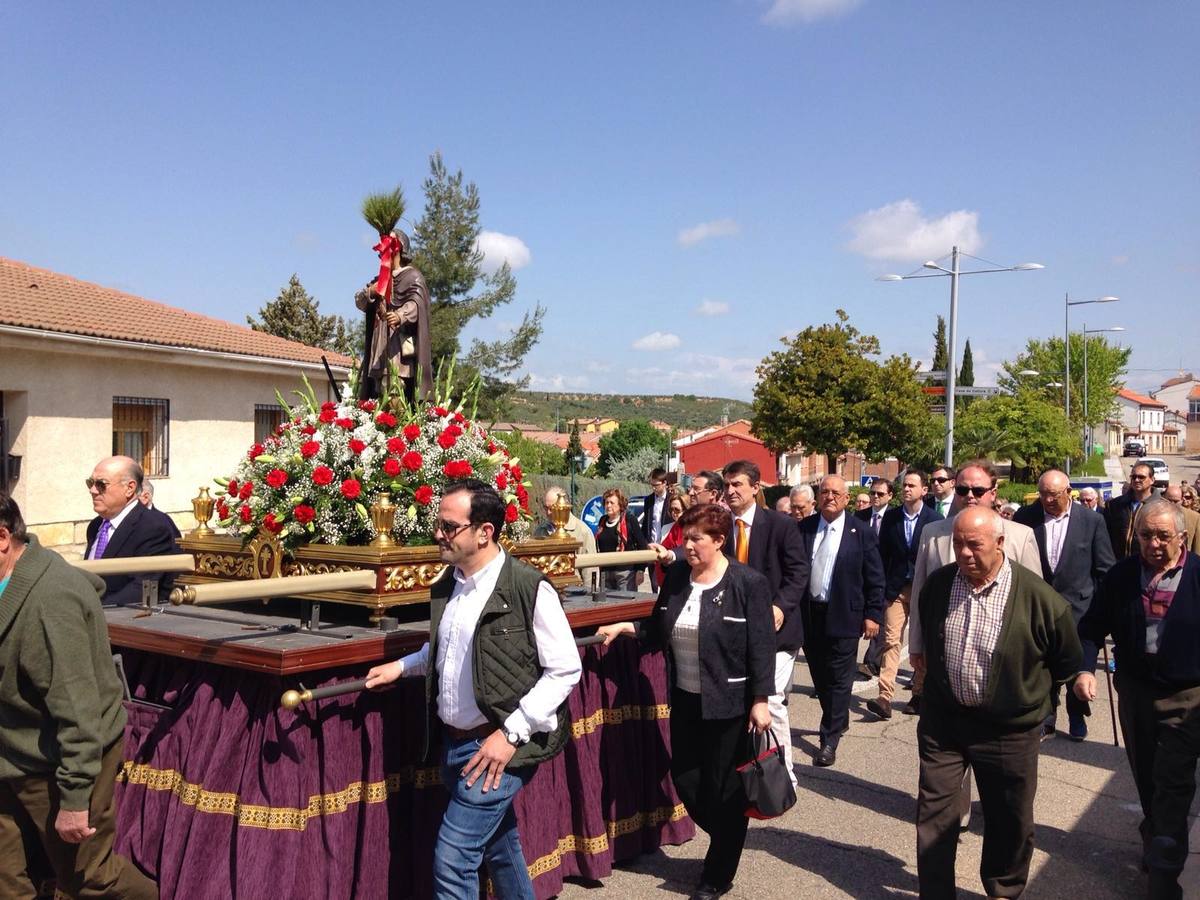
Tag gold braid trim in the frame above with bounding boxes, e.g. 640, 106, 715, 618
569, 703, 670, 739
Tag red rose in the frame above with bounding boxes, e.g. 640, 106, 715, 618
505, 503, 519, 523
216, 499, 228, 519
401, 451, 423, 471
487, 441, 497, 454
348, 438, 366, 454
432, 406, 449, 418
384, 458, 402, 477
318, 409, 336, 424
375, 412, 397, 428
510, 465, 523, 480
495, 473, 508, 490
312, 466, 334, 486
516, 484, 528, 502
321, 401, 336, 411
446, 424, 463, 437
335, 417, 354, 430
443, 460, 473, 479
301, 440, 321, 458
453, 412, 466, 424
358, 400, 377, 412
227, 479, 239, 497
403, 423, 421, 441
239, 504, 253, 523
387, 437, 406, 454
293, 504, 315, 524
239, 482, 253, 500
266, 468, 288, 489
340, 478, 362, 499
300, 425, 317, 436
414, 484, 434, 506
264, 512, 283, 534
437, 431, 457, 450
248, 443, 265, 460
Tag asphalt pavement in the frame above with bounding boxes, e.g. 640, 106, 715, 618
559, 645, 1194, 900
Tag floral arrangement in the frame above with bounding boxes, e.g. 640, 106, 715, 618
212, 371, 532, 551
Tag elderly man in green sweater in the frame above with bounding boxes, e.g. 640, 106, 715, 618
0, 494, 156, 899
915, 507, 1081, 900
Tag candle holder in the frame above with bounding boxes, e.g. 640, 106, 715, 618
369, 494, 397, 547
190, 487, 215, 537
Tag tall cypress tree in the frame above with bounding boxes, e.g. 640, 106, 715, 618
958, 339, 975, 386
931, 316, 949, 387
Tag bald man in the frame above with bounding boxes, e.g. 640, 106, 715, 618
1162, 484, 1200, 555
533, 487, 599, 587
916, 508, 1080, 900
1013, 469, 1115, 741
84, 456, 179, 605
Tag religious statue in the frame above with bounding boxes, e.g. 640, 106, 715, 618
356, 189, 434, 403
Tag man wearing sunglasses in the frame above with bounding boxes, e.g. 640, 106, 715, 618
854, 478, 893, 679
1105, 461, 1157, 559
365, 480, 581, 900
927, 466, 956, 519
84, 456, 179, 606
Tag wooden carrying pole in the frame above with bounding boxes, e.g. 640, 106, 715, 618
74, 554, 196, 575
170, 570, 377, 606
574, 549, 659, 569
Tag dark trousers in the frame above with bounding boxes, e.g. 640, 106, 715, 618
1114, 673, 1200, 894
670, 689, 750, 888
1049, 679, 1090, 721
916, 714, 1040, 900
0, 741, 157, 900
801, 604, 859, 748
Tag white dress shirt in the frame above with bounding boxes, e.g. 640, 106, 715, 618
87, 497, 140, 559
810, 512, 845, 601
1043, 505, 1071, 573
396, 550, 582, 741
650, 492, 666, 540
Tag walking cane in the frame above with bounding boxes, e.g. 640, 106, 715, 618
1101, 643, 1118, 747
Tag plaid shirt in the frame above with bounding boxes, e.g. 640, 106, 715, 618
943, 558, 1013, 707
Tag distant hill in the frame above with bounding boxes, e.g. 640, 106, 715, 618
502, 391, 754, 432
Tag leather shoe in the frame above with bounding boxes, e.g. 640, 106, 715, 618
1068, 715, 1088, 742
814, 744, 836, 767
690, 882, 732, 900
1039, 721, 1056, 742
866, 697, 892, 719
902, 695, 921, 715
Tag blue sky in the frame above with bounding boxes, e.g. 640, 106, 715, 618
3, 1, 1197, 401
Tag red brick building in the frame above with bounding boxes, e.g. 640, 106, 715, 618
676, 421, 778, 483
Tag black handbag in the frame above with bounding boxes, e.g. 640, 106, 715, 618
736, 730, 797, 820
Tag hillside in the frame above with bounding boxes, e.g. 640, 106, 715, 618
504, 391, 754, 432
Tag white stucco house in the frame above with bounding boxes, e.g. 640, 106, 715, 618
0, 257, 352, 552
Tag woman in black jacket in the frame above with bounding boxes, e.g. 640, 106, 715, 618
598, 503, 774, 900
593, 487, 649, 590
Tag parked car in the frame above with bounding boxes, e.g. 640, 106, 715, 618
1137, 456, 1170, 487
1123, 438, 1146, 457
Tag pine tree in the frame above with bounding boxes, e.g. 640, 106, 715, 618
564, 421, 584, 470
931, 315, 949, 387
411, 152, 544, 416
958, 339, 975, 386
248, 275, 361, 357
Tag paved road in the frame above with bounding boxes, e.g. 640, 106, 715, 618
1113, 451, 1200, 488
560, 647, 1194, 899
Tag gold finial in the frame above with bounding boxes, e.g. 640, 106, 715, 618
369, 493, 397, 547
191, 487, 215, 537
550, 494, 572, 539
280, 689, 311, 710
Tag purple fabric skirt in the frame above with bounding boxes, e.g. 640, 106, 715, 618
113, 639, 693, 899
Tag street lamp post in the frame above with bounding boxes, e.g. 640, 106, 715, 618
879, 247, 1043, 466
1081, 324, 1125, 459
1064, 294, 1119, 472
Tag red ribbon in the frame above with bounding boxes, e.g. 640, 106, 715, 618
372, 233, 402, 300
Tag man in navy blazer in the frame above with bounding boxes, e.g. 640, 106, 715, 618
85, 456, 179, 605
866, 471, 942, 719
799, 474, 885, 766
721, 459, 809, 786
1013, 469, 1115, 741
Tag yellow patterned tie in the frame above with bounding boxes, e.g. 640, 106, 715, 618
736, 519, 749, 564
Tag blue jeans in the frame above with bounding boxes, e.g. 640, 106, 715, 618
434, 736, 536, 900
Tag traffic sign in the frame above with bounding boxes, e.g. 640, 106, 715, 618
953, 386, 1001, 397
915, 370, 947, 383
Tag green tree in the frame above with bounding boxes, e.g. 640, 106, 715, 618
931, 315, 949, 386
607, 445, 666, 483
563, 421, 584, 470
411, 152, 545, 417
958, 339, 975, 387
248, 274, 361, 357
751, 310, 939, 471
596, 420, 670, 477
497, 430, 567, 475
954, 389, 1074, 481
998, 334, 1130, 430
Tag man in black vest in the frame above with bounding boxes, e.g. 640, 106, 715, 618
366, 480, 581, 899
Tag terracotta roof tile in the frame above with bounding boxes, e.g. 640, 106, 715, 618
1161, 373, 1195, 388
1117, 387, 1167, 408
0, 257, 353, 368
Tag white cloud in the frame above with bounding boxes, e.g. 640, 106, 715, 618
846, 199, 982, 263
627, 353, 759, 398
474, 230, 532, 274
528, 372, 589, 391
632, 331, 682, 351
1111, 254, 1130, 266
763, 0, 864, 26
695, 299, 730, 317
677, 218, 740, 247
584, 360, 612, 373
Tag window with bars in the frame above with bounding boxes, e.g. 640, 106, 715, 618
254, 404, 287, 443
112, 397, 169, 476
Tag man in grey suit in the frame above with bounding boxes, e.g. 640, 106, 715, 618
1013, 469, 1115, 741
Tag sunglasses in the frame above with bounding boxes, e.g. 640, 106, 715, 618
85, 477, 121, 492
869, 491, 890, 498
434, 519, 473, 539
930, 476, 952, 484
954, 484, 992, 498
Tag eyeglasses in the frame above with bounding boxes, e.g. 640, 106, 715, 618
1137, 530, 1179, 545
1038, 489, 1068, 499
954, 485, 993, 498
930, 476, 953, 484
85, 477, 119, 492
820, 489, 845, 497
434, 519, 473, 539
869, 491, 890, 498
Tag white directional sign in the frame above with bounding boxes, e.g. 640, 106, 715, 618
915, 370, 948, 382
953, 386, 1001, 397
